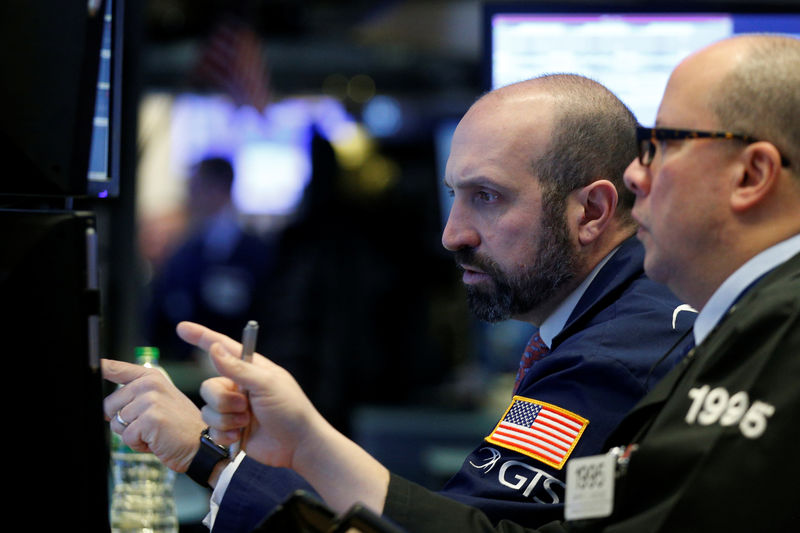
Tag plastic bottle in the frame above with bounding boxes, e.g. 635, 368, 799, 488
109, 347, 179, 533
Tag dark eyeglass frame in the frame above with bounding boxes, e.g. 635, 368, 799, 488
636, 126, 790, 168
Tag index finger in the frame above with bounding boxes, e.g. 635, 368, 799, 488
176, 321, 243, 355
101, 358, 151, 386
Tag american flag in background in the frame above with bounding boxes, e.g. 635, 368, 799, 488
486, 397, 589, 469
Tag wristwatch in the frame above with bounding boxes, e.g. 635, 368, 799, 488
186, 427, 230, 488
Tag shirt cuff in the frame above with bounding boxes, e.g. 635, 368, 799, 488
202, 450, 246, 530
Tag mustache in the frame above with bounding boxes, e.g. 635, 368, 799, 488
453, 248, 503, 277
454, 248, 484, 270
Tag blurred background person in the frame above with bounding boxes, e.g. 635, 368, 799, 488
143, 155, 278, 365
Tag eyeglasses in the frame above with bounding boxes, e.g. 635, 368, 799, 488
636, 126, 790, 168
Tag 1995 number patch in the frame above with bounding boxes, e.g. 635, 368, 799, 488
685, 385, 774, 439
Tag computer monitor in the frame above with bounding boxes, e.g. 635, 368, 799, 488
160, 94, 357, 217
483, 2, 800, 126
0, 0, 122, 198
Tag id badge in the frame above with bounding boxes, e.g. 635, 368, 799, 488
564, 453, 615, 520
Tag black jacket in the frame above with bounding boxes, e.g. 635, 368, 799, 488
382, 251, 800, 532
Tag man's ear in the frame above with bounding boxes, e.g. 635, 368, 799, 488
731, 142, 783, 212
573, 179, 617, 246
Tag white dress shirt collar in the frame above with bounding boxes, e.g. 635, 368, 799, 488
538, 246, 620, 348
694, 233, 800, 346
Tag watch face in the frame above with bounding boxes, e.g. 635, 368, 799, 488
187, 430, 230, 488
202, 436, 230, 458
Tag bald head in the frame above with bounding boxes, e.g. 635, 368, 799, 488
478, 75, 639, 222
703, 35, 800, 178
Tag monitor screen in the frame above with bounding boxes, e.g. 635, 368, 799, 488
147, 93, 358, 217
483, 2, 800, 126
87, 0, 123, 198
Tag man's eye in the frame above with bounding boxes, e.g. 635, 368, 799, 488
477, 190, 499, 202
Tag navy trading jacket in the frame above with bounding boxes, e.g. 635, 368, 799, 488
211, 237, 695, 532
436, 236, 695, 527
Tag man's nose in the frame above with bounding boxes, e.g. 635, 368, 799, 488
623, 158, 651, 197
442, 203, 479, 252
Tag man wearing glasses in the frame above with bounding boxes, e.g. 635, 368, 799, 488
600, 33, 800, 530
185, 34, 799, 532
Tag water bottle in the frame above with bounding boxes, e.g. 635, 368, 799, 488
109, 347, 179, 533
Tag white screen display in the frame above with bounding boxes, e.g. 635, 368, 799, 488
491, 13, 732, 126
489, 11, 800, 126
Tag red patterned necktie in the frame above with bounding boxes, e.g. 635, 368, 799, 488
513, 332, 550, 394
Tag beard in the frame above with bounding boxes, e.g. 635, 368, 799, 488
454, 204, 579, 323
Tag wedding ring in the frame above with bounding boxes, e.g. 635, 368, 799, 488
115, 410, 130, 428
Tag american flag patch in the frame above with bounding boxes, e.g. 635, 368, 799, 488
486, 396, 589, 470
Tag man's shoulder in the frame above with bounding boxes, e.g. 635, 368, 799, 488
711, 251, 800, 337
749, 249, 800, 301
558, 239, 692, 350
574, 237, 684, 318
552, 255, 694, 381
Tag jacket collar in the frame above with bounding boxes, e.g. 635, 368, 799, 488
552, 236, 644, 350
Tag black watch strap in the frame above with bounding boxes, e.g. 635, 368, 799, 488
186, 427, 230, 489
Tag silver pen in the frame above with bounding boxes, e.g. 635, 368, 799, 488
240, 320, 259, 364
232, 320, 259, 455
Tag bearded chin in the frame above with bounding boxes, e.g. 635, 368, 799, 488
465, 283, 515, 323
461, 226, 578, 323
465, 264, 574, 324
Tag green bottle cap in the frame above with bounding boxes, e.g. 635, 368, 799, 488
135, 346, 160, 365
